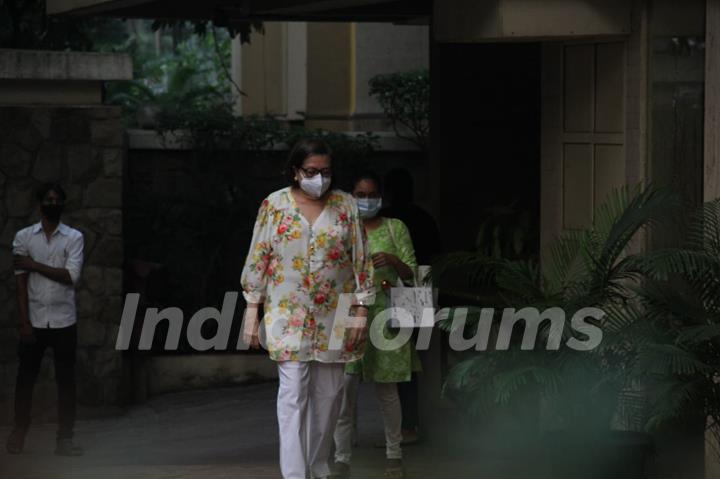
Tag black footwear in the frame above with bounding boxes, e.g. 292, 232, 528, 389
329, 461, 351, 479
384, 459, 404, 479
400, 428, 421, 446
54, 439, 84, 457
6, 429, 25, 454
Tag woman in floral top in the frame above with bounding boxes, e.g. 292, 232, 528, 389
332, 171, 421, 479
241, 139, 374, 479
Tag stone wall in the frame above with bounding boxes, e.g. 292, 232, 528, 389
0, 106, 125, 425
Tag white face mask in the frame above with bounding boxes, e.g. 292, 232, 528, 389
357, 198, 383, 219
299, 172, 332, 199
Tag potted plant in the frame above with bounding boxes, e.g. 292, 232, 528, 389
437, 186, 675, 478
608, 198, 720, 466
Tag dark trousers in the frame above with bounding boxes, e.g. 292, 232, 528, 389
14, 324, 77, 440
398, 372, 419, 430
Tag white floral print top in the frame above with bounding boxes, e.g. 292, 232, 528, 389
241, 187, 375, 362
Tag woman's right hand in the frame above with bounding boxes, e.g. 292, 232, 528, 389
243, 305, 261, 349
371, 252, 397, 269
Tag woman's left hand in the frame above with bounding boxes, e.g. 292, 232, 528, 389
371, 252, 398, 270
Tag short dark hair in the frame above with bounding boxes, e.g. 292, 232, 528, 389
283, 138, 334, 187
35, 183, 67, 203
351, 170, 383, 193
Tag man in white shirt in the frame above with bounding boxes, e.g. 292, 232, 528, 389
6, 183, 85, 457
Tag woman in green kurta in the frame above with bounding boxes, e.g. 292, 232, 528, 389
345, 209, 422, 383
332, 171, 421, 479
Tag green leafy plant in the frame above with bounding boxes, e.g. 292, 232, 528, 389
439, 186, 677, 433
156, 103, 285, 152
105, 21, 245, 128
142, 99, 379, 158
0, 2, 260, 51
148, 21, 259, 97
369, 69, 429, 151
474, 205, 535, 260
151, 19, 262, 46
0, 0, 127, 50
430, 204, 536, 303
609, 199, 720, 454
108, 62, 228, 128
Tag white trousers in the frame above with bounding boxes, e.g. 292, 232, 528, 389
334, 374, 403, 464
277, 361, 345, 479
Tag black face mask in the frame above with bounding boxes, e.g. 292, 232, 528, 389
41, 204, 64, 222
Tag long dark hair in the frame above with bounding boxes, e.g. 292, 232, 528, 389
284, 138, 335, 188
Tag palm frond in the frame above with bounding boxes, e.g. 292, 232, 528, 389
634, 344, 714, 377
495, 259, 546, 304
633, 249, 720, 281
676, 324, 720, 345
685, 199, 720, 255
493, 365, 560, 404
590, 187, 677, 290
544, 230, 587, 295
431, 251, 499, 287
645, 377, 708, 430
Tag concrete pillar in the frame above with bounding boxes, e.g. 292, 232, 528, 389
705, 0, 720, 202
286, 22, 308, 120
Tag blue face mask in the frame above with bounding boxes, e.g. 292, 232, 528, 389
357, 198, 383, 219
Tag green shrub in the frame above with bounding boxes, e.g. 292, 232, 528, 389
369, 69, 429, 151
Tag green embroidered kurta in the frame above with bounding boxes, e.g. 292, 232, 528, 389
346, 217, 422, 383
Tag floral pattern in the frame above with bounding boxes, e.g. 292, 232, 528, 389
241, 187, 375, 362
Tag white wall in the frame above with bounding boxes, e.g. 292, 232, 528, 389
353, 23, 430, 115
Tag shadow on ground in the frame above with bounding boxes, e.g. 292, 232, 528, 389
0, 381, 545, 479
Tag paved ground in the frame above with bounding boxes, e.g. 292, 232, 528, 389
0, 382, 497, 479
1, 381, 677, 479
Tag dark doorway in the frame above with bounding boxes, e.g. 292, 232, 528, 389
433, 42, 542, 256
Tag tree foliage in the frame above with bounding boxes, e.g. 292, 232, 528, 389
0, 0, 127, 50
369, 69, 429, 152
0, 1, 261, 50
